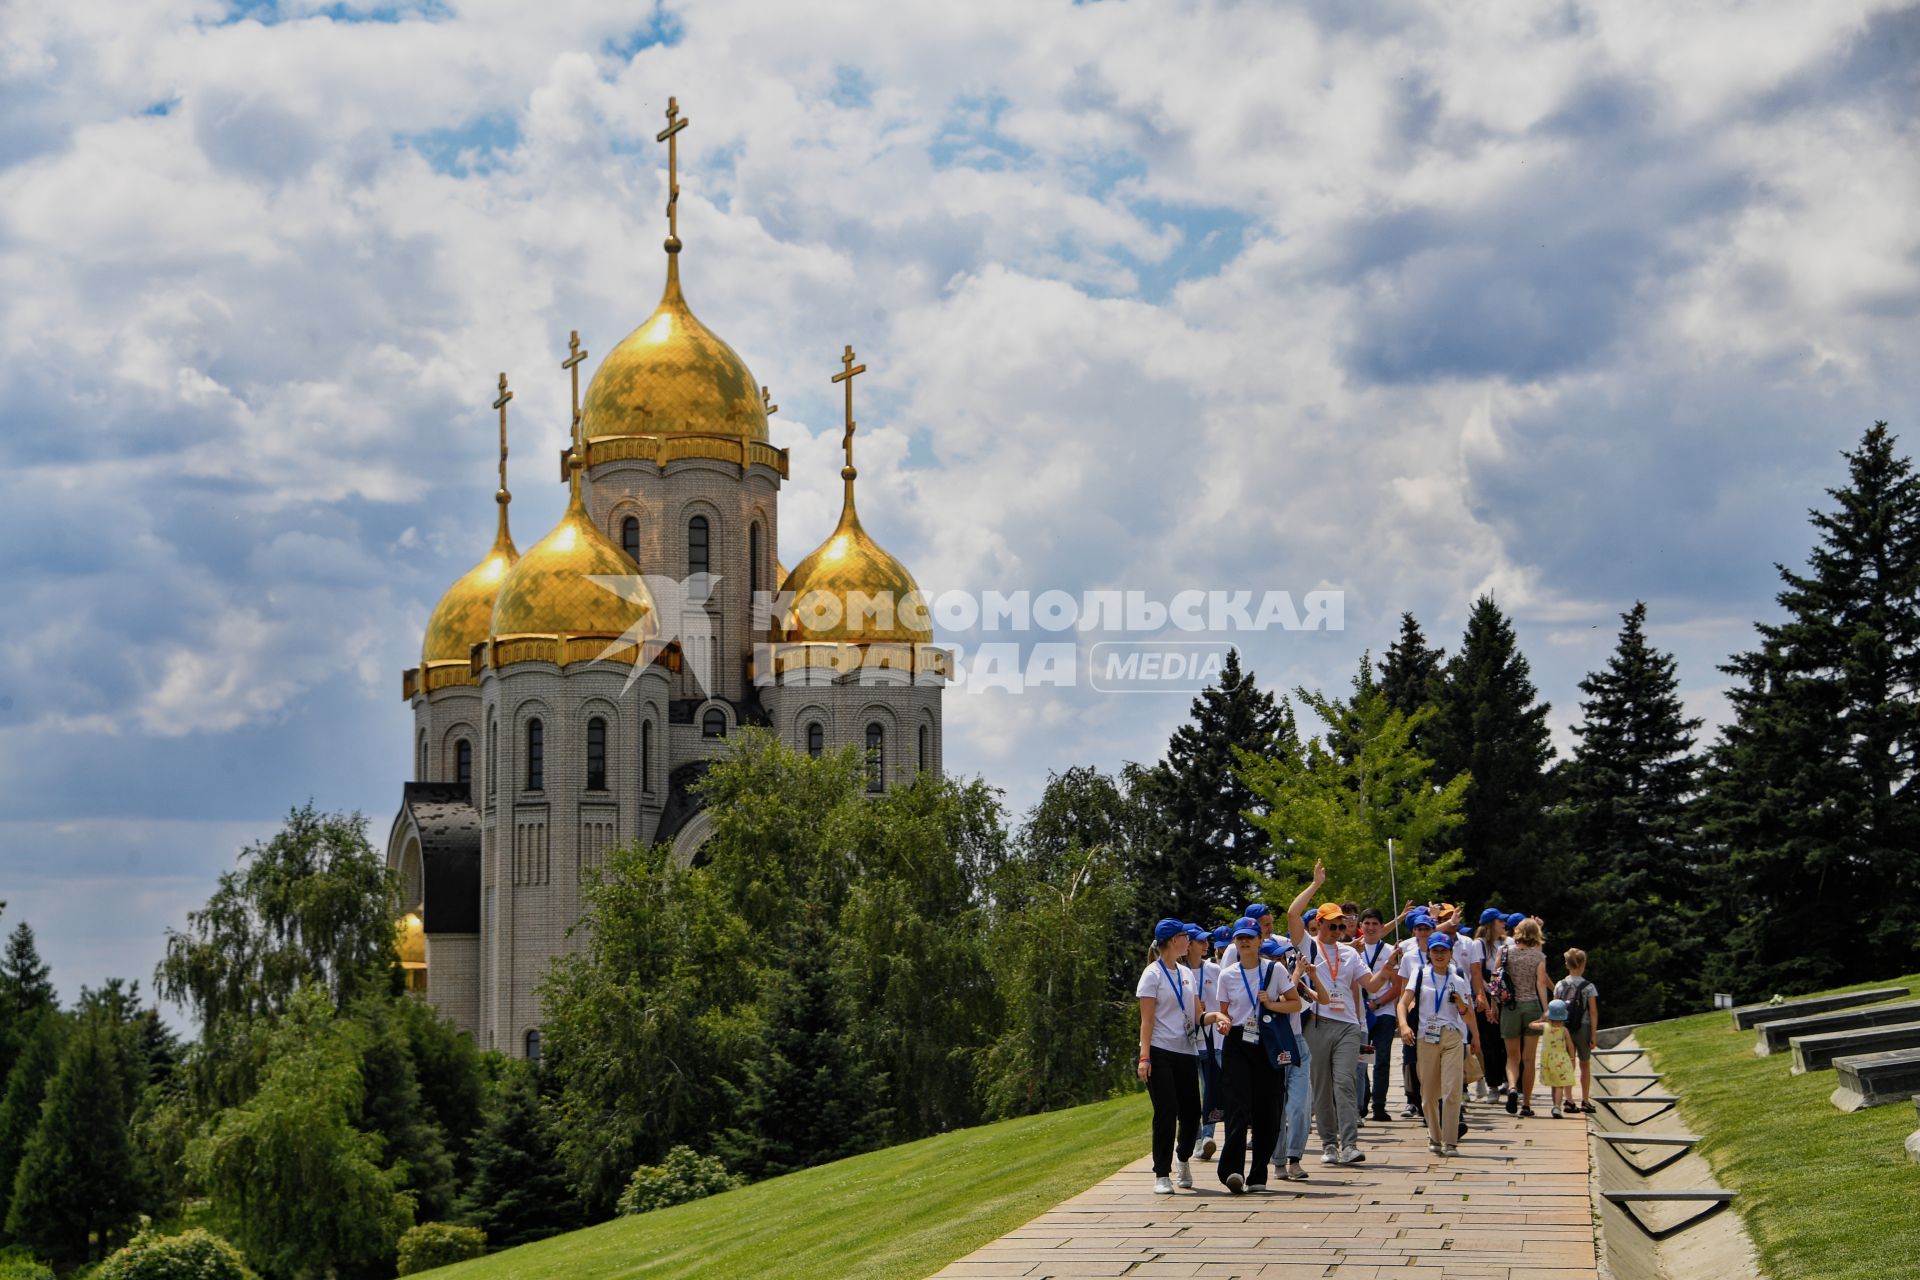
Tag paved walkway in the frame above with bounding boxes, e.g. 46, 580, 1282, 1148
933, 1100, 1599, 1279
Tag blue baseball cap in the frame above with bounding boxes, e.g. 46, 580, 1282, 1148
1546, 999, 1570, 1022
1408, 911, 1435, 928
1269, 936, 1295, 956
1245, 902, 1272, 919
1506, 912, 1526, 930
1231, 916, 1260, 940
1153, 918, 1186, 943
1211, 925, 1232, 946
1427, 933, 1454, 950
1479, 907, 1504, 926
1185, 925, 1208, 944
1259, 938, 1285, 959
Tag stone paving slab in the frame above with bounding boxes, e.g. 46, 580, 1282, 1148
932, 1101, 1599, 1280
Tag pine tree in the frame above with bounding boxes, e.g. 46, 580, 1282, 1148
1702, 423, 1920, 993
5, 1015, 140, 1266
454, 1063, 582, 1249
1564, 603, 1704, 1020
723, 905, 891, 1178
1136, 648, 1295, 914
1378, 612, 1446, 749
0, 920, 56, 1088
354, 1000, 457, 1222
0, 1011, 63, 1239
1428, 596, 1557, 910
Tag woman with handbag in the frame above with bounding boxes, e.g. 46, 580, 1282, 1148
1137, 917, 1204, 1194
1205, 917, 1302, 1194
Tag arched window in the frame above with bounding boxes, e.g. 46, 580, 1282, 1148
749, 522, 762, 597
806, 721, 824, 758
526, 718, 544, 791
702, 707, 727, 738
688, 515, 710, 577
621, 516, 641, 565
917, 724, 929, 774
456, 738, 472, 788
586, 717, 607, 791
865, 721, 885, 792
487, 714, 497, 798
641, 720, 654, 794
417, 731, 427, 780
524, 1029, 542, 1064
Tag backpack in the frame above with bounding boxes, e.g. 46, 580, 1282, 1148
1557, 977, 1593, 1035
1485, 950, 1513, 1009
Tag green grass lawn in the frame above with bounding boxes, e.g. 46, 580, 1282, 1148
425, 1092, 1150, 1280
1637, 971, 1920, 1280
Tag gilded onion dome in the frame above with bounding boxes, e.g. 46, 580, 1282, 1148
782, 471, 931, 645
490, 450, 657, 653
422, 509, 517, 669
580, 255, 768, 446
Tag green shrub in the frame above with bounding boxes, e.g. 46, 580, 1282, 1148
615, 1147, 742, 1216
394, 1223, 487, 1275
0, 1249, 56, 1280
93, 1228, 256, 1280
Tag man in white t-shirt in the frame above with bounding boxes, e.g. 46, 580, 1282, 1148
1302, 902, 1393, 1165
1398, 931, 1475, 1156
1354, 907, 1402, 1123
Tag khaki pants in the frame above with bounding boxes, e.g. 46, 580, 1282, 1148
1416, 1025, 1465, 1146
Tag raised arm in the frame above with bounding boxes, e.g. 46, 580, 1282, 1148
1285, 859, 1325, 946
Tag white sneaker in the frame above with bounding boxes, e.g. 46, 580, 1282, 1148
1428, 1139, 1442, 1154
1199, 1136, 1217, 1160
1442, 1144, 1459, 1157
1153, 1174, 1174, 1195
1225, 1172, 1246, 1194
1336, 1148, 1367, 1165
1175, 1161, 1193, 1189
1319, 1146, 1338, 1165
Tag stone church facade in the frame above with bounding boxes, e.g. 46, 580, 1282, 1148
386, 112, 946, 1056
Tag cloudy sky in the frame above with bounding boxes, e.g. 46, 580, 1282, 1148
2, 0, 1916, 1008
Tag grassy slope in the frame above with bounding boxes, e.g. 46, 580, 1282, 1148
427, 1092, 1150, 1280
1637, 971, 1920, 1280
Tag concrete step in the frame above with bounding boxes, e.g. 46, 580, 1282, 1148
1730, 986, 1908, 1031
1789, 1020, 1920, 1075
1829, 1047, 1920, 1111
1755, 999, 1920, 1055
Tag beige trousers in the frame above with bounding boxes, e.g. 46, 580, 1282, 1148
1416, 1025, 1465, 1146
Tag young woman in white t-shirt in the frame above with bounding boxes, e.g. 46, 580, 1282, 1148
1203, 918, 1302, 1194
1397, 932, 1477, 1156
1136, 918, 1204, 1194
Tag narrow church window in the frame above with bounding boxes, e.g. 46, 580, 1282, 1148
417, 731, 427, 780
586, 717, 607, 791
525, 1029, 542, 1063
456, 738, 472, 788
918, 724, 929, 773
702, 707, 726, 738
621, 516, 640, 564
487, 715, 497, 797
527, 718, 544, 791
641, 720, 654, 793
688, 515, 710, 576
866, 721, 884, 792
750, 522, 762, 596
806, 721, 824, 758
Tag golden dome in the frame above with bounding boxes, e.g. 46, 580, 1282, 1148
782, 474, 931, 645
422, 511, 517, 667
581, 256, 767, 446
490, 458, 658, 648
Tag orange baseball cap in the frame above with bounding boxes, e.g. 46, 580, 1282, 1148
1314, 903, 1345, 923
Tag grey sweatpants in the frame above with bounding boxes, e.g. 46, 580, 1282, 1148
1305, 1017, 1363, 1153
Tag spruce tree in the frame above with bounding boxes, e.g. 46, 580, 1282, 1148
1702, 423, 1920, 993
722, 904, 890, 1178
5, 1016, 140, 1266
0, 1011, 63, 1240
1428, 596, 1556, 910
1136, 648, 1295, 914
1564, 603, 1704, 1020
354, 1000, 457, 1221
1378, 611, 1446, 718
0, 920, 55, 1087
455, 1063, 582, 1249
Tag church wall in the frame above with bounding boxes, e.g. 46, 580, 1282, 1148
424, 933, 480, 1038
768, 678, 944, 790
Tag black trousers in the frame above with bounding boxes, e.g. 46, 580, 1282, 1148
1216, 1031, 1282, 1187
1402, 1034, 1422, 1110
1361, 1014, 1396, 1115
1477, 1006, 1507, 1088
1146, 1046, 1201, 1175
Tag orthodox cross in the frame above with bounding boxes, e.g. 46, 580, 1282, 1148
562, 329, 589, 444
492, 372, 513, 497
761, 385, 778, 417
657, 96, 689, 245
831, 344, 866, 473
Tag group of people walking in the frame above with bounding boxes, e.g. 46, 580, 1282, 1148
1135, 859, 1601, 1194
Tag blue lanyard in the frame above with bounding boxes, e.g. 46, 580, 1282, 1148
1156, 961, 1186, 1012
1428, 965, 1448, 1018
1237, 963, 1261, 1019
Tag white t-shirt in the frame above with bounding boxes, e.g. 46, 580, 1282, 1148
1136, 960, 1201, 1055
1217, 958, 1295, 1035
1197, 959, 1222, 1008
1408, 962, 1473, 1038
1453, 934, 1485, 971
1357, 939, 1399, 1016
1304, 939, 1366, 1025
1398, 948, 1463, 983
